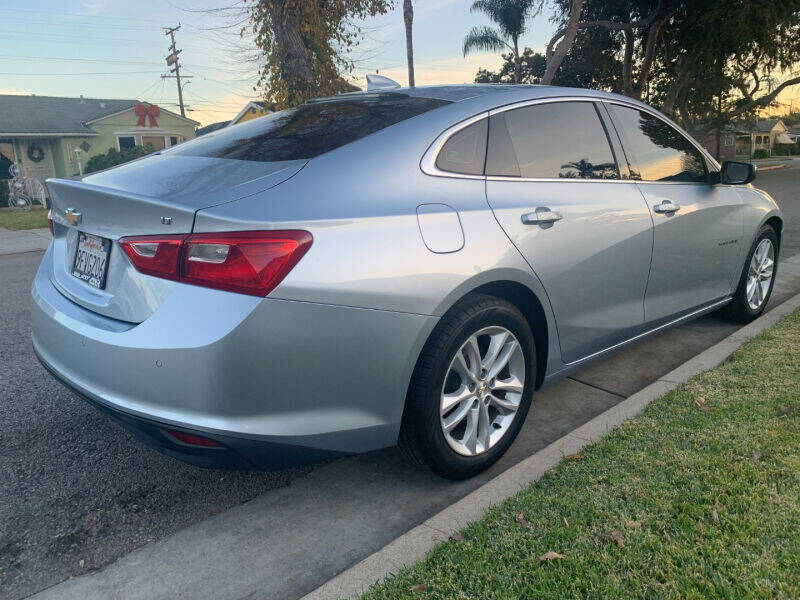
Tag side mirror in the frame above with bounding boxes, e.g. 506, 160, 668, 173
719, 161, 756, 185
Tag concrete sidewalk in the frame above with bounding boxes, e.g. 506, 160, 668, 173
28, 253, 800, 600
0, 227, 50, 256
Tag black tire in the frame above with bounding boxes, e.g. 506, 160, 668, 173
719, 224, 779, 323
399, 294, 536, 479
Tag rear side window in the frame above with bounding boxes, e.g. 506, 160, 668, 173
609, 105, 707, 183
435, 119, 487, 175
170, 94, 451, 162
486, 101, 619, 179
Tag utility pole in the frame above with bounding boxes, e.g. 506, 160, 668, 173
162, 24, 192, 117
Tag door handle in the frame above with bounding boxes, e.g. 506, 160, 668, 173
653, 200, 681, 214
521, 209, 563, 225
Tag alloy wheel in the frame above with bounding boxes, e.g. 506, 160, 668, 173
440, 326, 526, 456
746, 238, 775, 310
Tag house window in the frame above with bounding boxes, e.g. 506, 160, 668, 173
0, 141, 14, 179
724, 135, 733, 147
169, 136, 180, 146
118, 136, 136, 149
141, 135, 166, 151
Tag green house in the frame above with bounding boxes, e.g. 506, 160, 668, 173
0, 94, 198, 186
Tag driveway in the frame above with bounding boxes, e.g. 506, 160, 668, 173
1, 167, 798, 600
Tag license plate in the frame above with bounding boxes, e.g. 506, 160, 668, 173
72, 232, 111, 289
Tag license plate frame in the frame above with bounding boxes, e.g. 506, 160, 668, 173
71, 232, 111, 290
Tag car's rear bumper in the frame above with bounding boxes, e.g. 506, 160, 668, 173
35, 347, 342, 469
31, 245, 437, 468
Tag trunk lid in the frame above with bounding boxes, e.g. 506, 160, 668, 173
46, 154, 306, 323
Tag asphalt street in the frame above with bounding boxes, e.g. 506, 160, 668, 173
1, 165, 798, 600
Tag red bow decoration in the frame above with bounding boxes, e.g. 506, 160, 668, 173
134, 103, 160, 127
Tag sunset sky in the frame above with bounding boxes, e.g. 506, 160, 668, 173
1, 1, 796, 126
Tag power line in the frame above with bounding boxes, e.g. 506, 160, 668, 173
0, 55, 164, 66
0, 7, 164, 23
0, 32, 177, 50
136, 79, 165, 100
0, 54, 246, 74
0, 29, 224, 54
0, 16, 157, 32
181, 66, 260, 99
0, 71, 164, 76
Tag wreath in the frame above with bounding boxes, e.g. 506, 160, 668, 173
27, 143, 45, 163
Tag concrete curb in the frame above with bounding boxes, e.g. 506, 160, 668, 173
0, 226, 50, 255
302, 290, 800, 600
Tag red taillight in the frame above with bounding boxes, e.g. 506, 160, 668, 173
118, 230, 312, 297
47, 212, 54, 235
164, 429, 223, 448
119, 234, 186, 281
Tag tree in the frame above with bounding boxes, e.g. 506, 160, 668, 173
85, 145, 154, 175
655, 1, 800, 131
404, 0, 415, 86
246, 0, 393, 109
780, 112, 800, 127
475, 47, 545, 83
542, 0, 800, 141
543, 0, 672, 97
475, 35, 618, 89
463, 0, 540, 83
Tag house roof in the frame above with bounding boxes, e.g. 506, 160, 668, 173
197, 120, 230, 136
755, 118, 782, 132
0, 94, 139, 135
230, 101, 276, 125
0, 94, 199, 136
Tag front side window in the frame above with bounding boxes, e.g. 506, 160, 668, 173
610, 105, 707, 183
486, 101, 619, 179
435, 119, 487, 175
169, 93, 451, 163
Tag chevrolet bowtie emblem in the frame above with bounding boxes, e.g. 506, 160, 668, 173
65, 208, 82, 225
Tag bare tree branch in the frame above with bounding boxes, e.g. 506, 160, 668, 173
633, 11, 672, 99
622, 29, 634, 95
542, 0, 583, 85
661, 49, 695, 116
731, 75, 800, 118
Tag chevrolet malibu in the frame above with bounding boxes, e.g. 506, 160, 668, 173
33, 83, 782, 479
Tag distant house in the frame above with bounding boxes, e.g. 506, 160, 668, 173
196, 120, 230, 136
697, 118, 795, 160
696, 124, 747, 162
753, 118, 794, 151
228, 101, 275, 126
0, 94, 199, 184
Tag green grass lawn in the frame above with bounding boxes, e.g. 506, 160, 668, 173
363, 309, 800, 599
0, 208, 49, 230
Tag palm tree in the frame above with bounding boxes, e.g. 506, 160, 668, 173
404, 0, 415, 87
463, 0, 539, 84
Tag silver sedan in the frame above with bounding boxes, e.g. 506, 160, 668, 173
33, 83, 782, 479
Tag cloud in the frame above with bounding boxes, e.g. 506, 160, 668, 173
79, 0, 109, 16
0, 88, 31, 96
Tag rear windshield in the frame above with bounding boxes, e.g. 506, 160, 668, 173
170, 94, 451, 162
